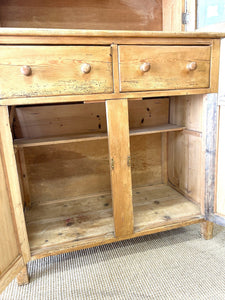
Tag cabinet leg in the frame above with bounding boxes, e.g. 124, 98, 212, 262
201, 221, 214, 240
17, 265, 29, 286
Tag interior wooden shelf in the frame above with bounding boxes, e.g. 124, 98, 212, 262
25, 184, 202, 256
14, 124, 185, 148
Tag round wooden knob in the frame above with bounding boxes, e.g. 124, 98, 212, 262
186, 62, 197, 71
81, 63, 91, 74
21, 65, 32, 76
140, 62, 151, 72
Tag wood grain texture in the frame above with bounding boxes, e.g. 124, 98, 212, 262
0, 153, 20, 276
201, 221, 213, 240
119, 45, 211, 92
162, 0, 185, 31
0, 88, 216, 106
210, 39, 221, 93
0, 106, 30, 263
0, 28, 224, 38
13, 99, 169, 140
0, 46, 113, 99
14, 125, 185, 148
24, 184, 202, 259
0, 0, 162, 31
17, 265, 29, 286
168, 95, 204, 205
203, 94, 218, 218
0, 257, 24, 294
216, 106, 225, 215
106, 99, 134, 237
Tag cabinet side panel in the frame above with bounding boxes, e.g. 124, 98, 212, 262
216, 106, 225, 216
168, 95, 204, 204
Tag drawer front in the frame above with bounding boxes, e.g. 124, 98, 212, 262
119, 45, 211, 92
0, 46, 113, 98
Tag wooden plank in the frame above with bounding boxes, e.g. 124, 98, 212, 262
161, 133, 168, 183
162, 0, 185, 31
0, 257, 25, 294
22, 139, 111, 204
218, 38, 225, 106
14, 98, 169, 139
17, 265, 29, 286
14, 124, 185, 148
0, 154, 20, 275
168, 95, 204, 205
130, 124, 185, 136
0, 87, 216, 106
0, 0, 162, 31
23, 184, 202, 259
0, 106, 30, 263
31, 216, 203, 260
216, 106, 225, 215
210, 39, 221, 93
130, 134, 162, 188
203, 94, 218, 217
111, 44, 120, 93
14, 132, 108, 148
119, 45, 211, 92
18, 148, 31, 207
129, 98, 170, 128
106, 99, 134, 237
0, 36, 215, 47
0, 46, 113, 99
0, 28, 223, 38
201, 221, 213, 240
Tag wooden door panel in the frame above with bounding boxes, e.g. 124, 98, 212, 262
0, 153, 25, 293
0, 106, 30, 293
106, 99, 134, 237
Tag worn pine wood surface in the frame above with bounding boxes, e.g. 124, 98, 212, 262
0, 107, 30, 263
216, 106, 225, 216
0, 0, 162, 31
24, 184, 202, 259
119, 45, 210, 92
0, 46, 113, 99
106, 99, 134, 237
0, 154, 20, 276
168, 95, 204, 205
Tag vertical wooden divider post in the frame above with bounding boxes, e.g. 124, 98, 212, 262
106, 99, 134, 237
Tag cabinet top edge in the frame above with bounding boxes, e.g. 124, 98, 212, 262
0, 28, 225, 39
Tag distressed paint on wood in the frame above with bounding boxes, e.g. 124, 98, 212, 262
119, 45, 210, 92
0, 46, 113, 99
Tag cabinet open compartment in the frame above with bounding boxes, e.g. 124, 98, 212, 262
13, 102, 114, 256
12, 96, 204, 258
128, 97, 203, 233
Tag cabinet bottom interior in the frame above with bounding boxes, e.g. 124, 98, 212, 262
25, 184, 203, 259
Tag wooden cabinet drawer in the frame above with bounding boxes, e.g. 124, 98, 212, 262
118, 45, 211, 92
0, 46, 113, 99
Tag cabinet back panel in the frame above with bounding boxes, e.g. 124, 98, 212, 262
0, 0, 162, 31
14, 98, 169, 139
22, 136, 162, 204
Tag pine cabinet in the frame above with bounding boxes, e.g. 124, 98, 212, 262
0, 28, 225, 292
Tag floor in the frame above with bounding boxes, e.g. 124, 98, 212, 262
1, 224, 225, 300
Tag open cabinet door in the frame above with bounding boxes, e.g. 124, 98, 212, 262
0, 106, 30, 293
214, 104, 225, 226
204, 39, 225, 227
